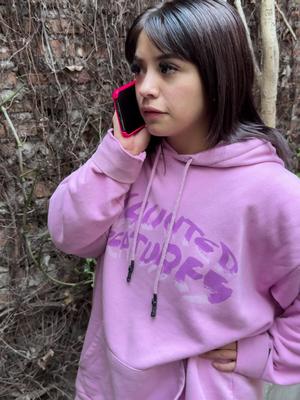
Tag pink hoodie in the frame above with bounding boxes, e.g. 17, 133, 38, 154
48, 131, 300, 400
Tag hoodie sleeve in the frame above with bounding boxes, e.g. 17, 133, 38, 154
48, 130, 146, 258
235, 171, 300, 384
235, 266, 300, 384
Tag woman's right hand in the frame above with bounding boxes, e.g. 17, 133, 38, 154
112, 112, 151, 156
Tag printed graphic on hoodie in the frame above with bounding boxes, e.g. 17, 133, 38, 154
107, 193, 238, 305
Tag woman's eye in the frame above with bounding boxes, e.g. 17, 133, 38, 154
159, 62, 177, 74
130, 63, 141, 75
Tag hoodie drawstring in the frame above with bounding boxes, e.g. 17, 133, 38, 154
127, 148, 161, 283
151, 158, 192, 317
126, 146, 193, 318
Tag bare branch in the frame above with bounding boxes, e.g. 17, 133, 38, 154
234, 0, 262, 87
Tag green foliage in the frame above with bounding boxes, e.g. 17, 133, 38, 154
82, 258, 96, 287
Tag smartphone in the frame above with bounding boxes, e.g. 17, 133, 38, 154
112, 81, 145, 137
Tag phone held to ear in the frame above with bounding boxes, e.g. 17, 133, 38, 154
112, 81, 145, 137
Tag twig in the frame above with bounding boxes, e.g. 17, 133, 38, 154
0, 106, 22, 150
15, 385, 55, 400
25, 236, 93, 287
0, 308, 14, 319
8, 31, 36, 64
3, 191, 22, 269
0, 336, 32, 361
100, 7, 114, 80
92, 0, 99, 51
0, 105, 27, 203
275, 1, 297, 41
0, 85, 25, 108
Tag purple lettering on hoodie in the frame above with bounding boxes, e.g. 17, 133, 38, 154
219, 242, 238, 273
136, 233, 148, 248
108, 231, 124, 247
175, 256, 204, 282
109, 194, 239, 304
164, 215, 194, 235
124, 201, 143, 221
164, 213, 193, 232
120, 232, 130, 249
162, 243, 182, 273
140, 242, 161, 264
164, 212, 174, 231
150, 209, 167, 229
195, 236, 218, 253
184, 219, 204, 241
142, 204, 158, 224
204, 270, 233, 304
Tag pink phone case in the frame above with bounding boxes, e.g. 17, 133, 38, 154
112, 81, 145, 137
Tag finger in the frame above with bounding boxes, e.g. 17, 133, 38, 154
219, 342, 237, 351
201, 350, 237, 361
112, 112, 119, 131
112, 113, 124, 141
212, 361, 236, 373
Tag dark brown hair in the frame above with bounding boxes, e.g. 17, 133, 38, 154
125, 0, 291, 165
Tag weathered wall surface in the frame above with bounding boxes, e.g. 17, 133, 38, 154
0, 0, 299, 398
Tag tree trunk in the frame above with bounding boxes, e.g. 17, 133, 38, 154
260, 0, 279, 127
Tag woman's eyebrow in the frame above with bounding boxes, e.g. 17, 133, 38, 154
133, 53, 181, 62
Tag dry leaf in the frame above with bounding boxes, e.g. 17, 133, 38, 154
37, 349, 54, 370
65, 65, 83, 72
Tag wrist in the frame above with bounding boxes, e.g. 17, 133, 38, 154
91, 130, 146, 184
118, 141, 142, 156
114, 135, 146, 156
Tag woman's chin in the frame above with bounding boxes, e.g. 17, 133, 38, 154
146, 127, 168, 137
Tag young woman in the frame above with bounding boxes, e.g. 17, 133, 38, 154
48, 1, 300, 399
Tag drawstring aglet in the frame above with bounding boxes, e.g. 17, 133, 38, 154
127, 260, 135, 283
151, 293, 158, 318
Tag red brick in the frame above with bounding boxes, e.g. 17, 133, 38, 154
0, 143, 16, 159
69, 66, 92, 85
46, 18, 84, 35
36, 40, 44, 57
0, 230, 7, 247
67, 42, 76, 58
17, 122, 38, 138
10, 100, 34, 113
0, 123, 7, 138
27, 73, 48, 86
0, 293, 10, 311
49, 39, 64, 58
0, 72, 17, 90
96, 47, 109, 60
77, 70, 92, 85
34, 182, 51, 198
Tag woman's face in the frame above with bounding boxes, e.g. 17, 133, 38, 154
132, 30, 210, 154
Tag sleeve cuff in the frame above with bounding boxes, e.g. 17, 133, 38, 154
91, 129, 146, 184
235, 332, 271, 379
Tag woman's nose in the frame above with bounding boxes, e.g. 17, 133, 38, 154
136, 74, 159, 99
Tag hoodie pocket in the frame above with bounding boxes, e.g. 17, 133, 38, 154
77, 327, 185, 400
77, 327, 112, 399
106, 346, 185, 400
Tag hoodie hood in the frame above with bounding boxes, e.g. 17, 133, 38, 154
161, 137, 284, 168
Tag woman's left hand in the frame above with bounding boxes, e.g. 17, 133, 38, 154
200, 341, 237, 372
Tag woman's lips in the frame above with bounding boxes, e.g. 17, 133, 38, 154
141, 107, 166, 120
143, 112, 164, 120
